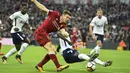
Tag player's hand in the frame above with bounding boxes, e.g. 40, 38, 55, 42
106, 33, 110, 39
0, 26, 3, 30
61, 31, 69, 37
14, 27, 19, 31
67, 41, 73, 45
89, 32, 93, 36
30, 27, 36, 32
93, 36, 97, 41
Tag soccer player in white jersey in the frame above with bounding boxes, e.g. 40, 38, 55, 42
58, 33, 112, 67
2, 3, 33, 64
89, 8, 109, 55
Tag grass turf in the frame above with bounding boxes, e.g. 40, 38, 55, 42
0, 45, 130, 73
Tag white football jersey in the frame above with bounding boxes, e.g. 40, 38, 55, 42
90, 16, 108, 35
59, 37, 73, 55
10, 11, 29, 33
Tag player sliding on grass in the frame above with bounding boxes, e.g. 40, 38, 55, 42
57, 33, 112, 67
31, 0, 71, 72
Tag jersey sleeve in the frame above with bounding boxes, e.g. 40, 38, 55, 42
9, 12, 19, 20
26, 15, 29, 24
105, 17, 108, 25
90, 17, 96, 26
48, 10, 60, 17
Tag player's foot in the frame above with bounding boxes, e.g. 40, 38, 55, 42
104, 60, 112, 67
2, 56, 7, 64
0, 52, 4, 56
35, 65, 45, 72
57, 64, 69, 72
15, 54, 23, 64
89, 53, 99, 61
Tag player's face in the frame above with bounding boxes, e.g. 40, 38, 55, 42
97, 10, 103, 19
21, 6, 28, 14
63, 14, 71, 23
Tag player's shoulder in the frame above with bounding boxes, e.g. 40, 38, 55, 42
15, 11, 21, 14
25, 13, 29, 17
50, 10, 60, 13
49, 10, 60, 16
102, 16, 107, 19
92, 16, 98, 20
94, 16, 98, 19
10, 11, 21, 18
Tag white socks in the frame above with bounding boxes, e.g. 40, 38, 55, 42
94, 58, 105, 66
90, 45, 101, 55
78, 53, 105, 66
5, 47, 17, 58
78, 54, 90, 60
18, 43, 29, 55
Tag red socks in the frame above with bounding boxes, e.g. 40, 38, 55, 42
38, 54, 50, 67
38, 54, 61, 68
49, 54, 60, 68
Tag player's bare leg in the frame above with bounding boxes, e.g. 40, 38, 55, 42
45, 42, 69, 72
35, 42, 69, 72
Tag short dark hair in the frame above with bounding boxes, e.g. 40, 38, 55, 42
97, 8, 103, 12
21, 3, 28, 7
62, 10, 71, 16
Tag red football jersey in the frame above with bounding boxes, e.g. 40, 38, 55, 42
37, 10, 66, 33
72, 30, 78, 38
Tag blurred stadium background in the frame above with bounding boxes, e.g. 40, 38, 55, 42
0, 0, 130, 73
1, 0, 130, 50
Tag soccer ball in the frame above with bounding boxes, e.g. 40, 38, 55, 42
86, 61, 96, 72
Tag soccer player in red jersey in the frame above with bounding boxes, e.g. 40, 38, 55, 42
31, 0, 71, 72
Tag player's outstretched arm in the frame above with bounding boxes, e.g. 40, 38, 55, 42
57, 32, 73, 45
89, 24, 97, 40
59, 29, 69, 37
24, 23, 36, 31
89, 24, 93, 36
31, 0, 49, 13
7, 18, 13, 30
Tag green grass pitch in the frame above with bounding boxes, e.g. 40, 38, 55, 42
0, 45, 130, 73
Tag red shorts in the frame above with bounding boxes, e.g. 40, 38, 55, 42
35, 29, 50, 46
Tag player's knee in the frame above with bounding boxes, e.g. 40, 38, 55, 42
52, 45, 56, 51
97, 40, 102, 47
15, 44, 21, 51
47, 45, 56, 53
44, 42, 52, 50
48, 51, 56, 54
45, 45, 56, 52
25, 38, 31, 44
22, 43, 29, 48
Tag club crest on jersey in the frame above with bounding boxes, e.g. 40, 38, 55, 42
95, 23, 104, 27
